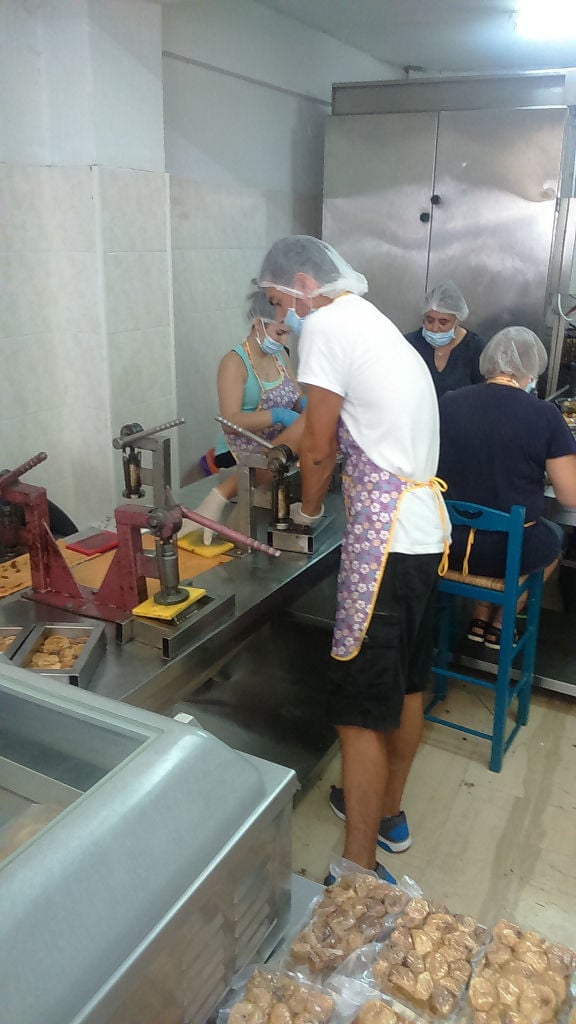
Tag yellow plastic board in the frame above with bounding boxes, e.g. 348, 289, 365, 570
176, 529, 234, 559
132, 585, 206, 621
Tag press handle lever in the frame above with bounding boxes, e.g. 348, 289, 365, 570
112, 418, 185, 450
0, 452, 48, 491
215, 416, 275, 450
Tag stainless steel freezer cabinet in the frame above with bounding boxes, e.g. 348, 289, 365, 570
0, 661, 297, 1024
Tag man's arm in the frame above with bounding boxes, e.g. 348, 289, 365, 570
299, 385, 343, 516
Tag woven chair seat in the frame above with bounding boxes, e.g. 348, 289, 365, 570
443, 569, 528, 592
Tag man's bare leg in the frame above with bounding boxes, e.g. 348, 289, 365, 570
339, 725, 388, 869
382, 691, 423, 818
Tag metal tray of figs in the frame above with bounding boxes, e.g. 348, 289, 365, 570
0, 626, 33, 660
13, 623, 106, 687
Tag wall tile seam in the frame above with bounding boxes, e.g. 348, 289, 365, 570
103, 249, 169, 255
107, 326, 171, 335
0, 248, 97, 254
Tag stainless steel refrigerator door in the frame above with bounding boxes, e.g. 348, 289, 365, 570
323, 112, 439, 333
427, 107, 565, 344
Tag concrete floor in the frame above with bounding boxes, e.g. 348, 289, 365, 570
292, 684, 576, 946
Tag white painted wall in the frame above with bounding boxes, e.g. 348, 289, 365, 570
89, 0, 165, 172
1, 0, 164, 170
41, 0, 95, 165
0, 0, 46, 164
162, 0, 401, 104
163, 0, 400, 191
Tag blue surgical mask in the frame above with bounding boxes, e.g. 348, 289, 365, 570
284, 307, 305, 336
285, 305, 316, 336
525, 378, 537, 394
422, 327, 456, 348
260, 334, 285, 355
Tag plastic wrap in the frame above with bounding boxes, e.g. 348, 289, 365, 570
331, 896, 487, 1022
466, 919, 576, 1024
283, 861, 411, 983
326, 974, 426, 1024
216, 966, 339, 1023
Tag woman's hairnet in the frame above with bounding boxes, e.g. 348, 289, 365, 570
479, 327, 548, 380
258, 235, 368, 298
424, 280, 469, 320
246, 285, 276, 325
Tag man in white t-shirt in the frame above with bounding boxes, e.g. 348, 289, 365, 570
259, 236, 449, 883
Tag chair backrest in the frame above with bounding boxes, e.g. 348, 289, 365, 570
446, 501, 526, 587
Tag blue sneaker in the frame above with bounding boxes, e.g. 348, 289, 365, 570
377, 811, 412, 854
323, 861, 397, 887
329, 786, 412, 853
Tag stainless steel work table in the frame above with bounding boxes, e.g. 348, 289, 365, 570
0, 481, 344, 781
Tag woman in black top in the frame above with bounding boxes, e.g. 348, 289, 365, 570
405, 280, 485, 399
439, 327, 576, 648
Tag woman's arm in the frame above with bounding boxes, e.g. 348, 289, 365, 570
546, 454, 576, 508
217, 352, 274, 432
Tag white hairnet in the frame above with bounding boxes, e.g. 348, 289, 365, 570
258, 235, 368, 299
479, 327, 548, 380
424, 280, 469, 320
246, 285, 275, 325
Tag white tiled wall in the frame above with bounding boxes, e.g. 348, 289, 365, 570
170, 177, 321, 485
1, 162, 176, 527
98, 166, 177, 500
1, 160, 315, 520
0, 163, 112, 525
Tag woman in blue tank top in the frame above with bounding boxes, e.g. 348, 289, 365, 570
193, 287, 306, 542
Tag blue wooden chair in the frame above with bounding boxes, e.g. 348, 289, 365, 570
425, 501, 544, 772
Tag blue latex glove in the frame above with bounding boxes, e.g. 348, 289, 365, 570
271, 407, 299, 428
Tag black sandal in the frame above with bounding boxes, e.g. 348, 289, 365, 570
484, 623, 519, 651
467, 618, 488, 643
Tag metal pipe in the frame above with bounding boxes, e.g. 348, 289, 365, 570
0, 452, 48, 491
215, 416, 275, 450
112, 418, 186, 450
179, 505, 281, 558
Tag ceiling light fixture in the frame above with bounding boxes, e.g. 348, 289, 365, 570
515, 0, 576, 39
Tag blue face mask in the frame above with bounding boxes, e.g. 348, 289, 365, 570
284, 305, 316, 336
284, 307, 305, 336
525, 378, 537, 394
422, 327, 456, 348
260, 333, 285, 356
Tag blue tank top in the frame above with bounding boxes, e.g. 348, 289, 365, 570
214, 343, 287, 456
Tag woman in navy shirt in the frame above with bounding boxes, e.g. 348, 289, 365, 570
405, 281, 485, 399
439, 327, 576, 648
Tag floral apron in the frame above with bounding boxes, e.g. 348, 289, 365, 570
332, 421, 449, 661
222, 344, 300, 461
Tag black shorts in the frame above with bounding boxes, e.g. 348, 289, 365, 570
328, 552, 441, 733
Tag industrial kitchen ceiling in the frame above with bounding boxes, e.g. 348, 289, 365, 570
253, 0, 576, 75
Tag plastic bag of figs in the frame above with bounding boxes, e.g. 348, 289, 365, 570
329, 894, 489, 1022
327, 974, 430, 1024
215, 965, 347, 1024
283, 859, 420, 983
465, 918, 576, 1024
